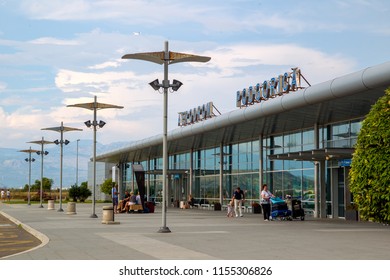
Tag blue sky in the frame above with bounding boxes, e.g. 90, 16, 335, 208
0, 0, 389, 150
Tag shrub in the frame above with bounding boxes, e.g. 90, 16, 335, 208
349, 88, 390, 224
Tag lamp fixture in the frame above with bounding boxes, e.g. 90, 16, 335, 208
84, 120, 92, 128
149, 79, 161, 91
98, 120, 106, 128
171, 79, 183, 91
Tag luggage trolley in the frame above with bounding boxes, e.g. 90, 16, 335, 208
270, 197, 292, 220
285, 196, 305, 221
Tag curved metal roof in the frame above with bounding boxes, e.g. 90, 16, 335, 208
97, 61, 390, 163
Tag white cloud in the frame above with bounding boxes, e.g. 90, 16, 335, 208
88, 59, 122, 70
48, 41, 356, 141
29, 37, 80, 46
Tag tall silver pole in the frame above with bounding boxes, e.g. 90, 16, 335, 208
28, 150, 32, 206
121, 41, 209, 232
91, 96, 98, 218
76, 139, 79, 186
39, 137, 44, 208
159, 41, 171, 233
58, 123, 64, 212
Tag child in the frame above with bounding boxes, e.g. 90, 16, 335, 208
227, 199, 234, 217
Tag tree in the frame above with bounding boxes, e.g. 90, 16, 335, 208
349, 88, 390, 224
31, 177, 53, 192
68, 182, 91, 202
68, 184, 80, 202
100, 178, 113, 196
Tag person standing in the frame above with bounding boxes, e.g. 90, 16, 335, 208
233, 186, 245, 217
260, 184, 274, 221
112, 184, 119, 214
1, 189, 5, 202
6, 190, 11, 202
227, 199, 234, 217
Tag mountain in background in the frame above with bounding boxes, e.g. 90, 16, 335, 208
0, 140, 132, 189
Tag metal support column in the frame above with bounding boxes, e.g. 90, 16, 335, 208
259, 134, 264, 202
219, 143, 223, 205
314, 123, 320, 218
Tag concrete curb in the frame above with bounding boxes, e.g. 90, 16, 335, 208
0, 210, 50, 259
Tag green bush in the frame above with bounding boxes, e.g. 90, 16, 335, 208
349, 88, 390, 224
79, 185, 92, 202
68, 182, 91, 202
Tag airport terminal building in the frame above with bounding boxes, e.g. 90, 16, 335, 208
91, 61, 390, 219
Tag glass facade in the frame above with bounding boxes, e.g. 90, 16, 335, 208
119, 118, 363, 217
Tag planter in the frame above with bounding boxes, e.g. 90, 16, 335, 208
66, 202, 77, 215
47, 199, 55, 210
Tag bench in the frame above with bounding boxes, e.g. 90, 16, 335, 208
201, 204, 211, 210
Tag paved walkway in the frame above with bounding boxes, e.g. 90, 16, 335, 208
0, 201, 389, 260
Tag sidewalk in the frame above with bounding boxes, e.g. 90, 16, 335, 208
0, 201, 389, 260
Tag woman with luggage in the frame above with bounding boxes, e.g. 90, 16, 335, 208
260, 184, 274, 221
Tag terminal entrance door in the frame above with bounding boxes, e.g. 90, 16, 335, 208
169, 174, 189, 207
331, 165, 352, 219
337, 167, 345, 218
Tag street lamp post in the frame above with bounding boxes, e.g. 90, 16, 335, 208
19, 147, 39, 206
76, 139, 80, 186
67, 96, 123, 218
122, 41, 210, 233
28, 137, 54, 208
42, 122, 82, 212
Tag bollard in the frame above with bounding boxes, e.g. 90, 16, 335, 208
101, 206, 120, 224
66, 202, 77, 215
47, 199, 55, 210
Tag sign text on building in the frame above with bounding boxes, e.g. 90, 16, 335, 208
236, 67, 303, 107
178, 102, 214, 126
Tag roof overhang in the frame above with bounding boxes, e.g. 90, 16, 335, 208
96, 61, 390, 163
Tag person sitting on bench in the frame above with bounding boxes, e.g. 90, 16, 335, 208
125, 192, 137, 212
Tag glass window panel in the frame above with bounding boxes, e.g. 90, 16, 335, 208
252, 140, 259, 152
332, 123, 350, 148
252, 154, 259, 171
269, 171, 283, 196
284, 132, 301, 152
238, 142, 249, 154
302, 130, 314, 145
284, 160, 302, 170
271, 135, 283, 154
271, 159, 283, 171
231, 154, 239, 172
282, 170, 302, 198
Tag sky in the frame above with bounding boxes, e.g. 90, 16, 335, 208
1, 0, 390, 151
